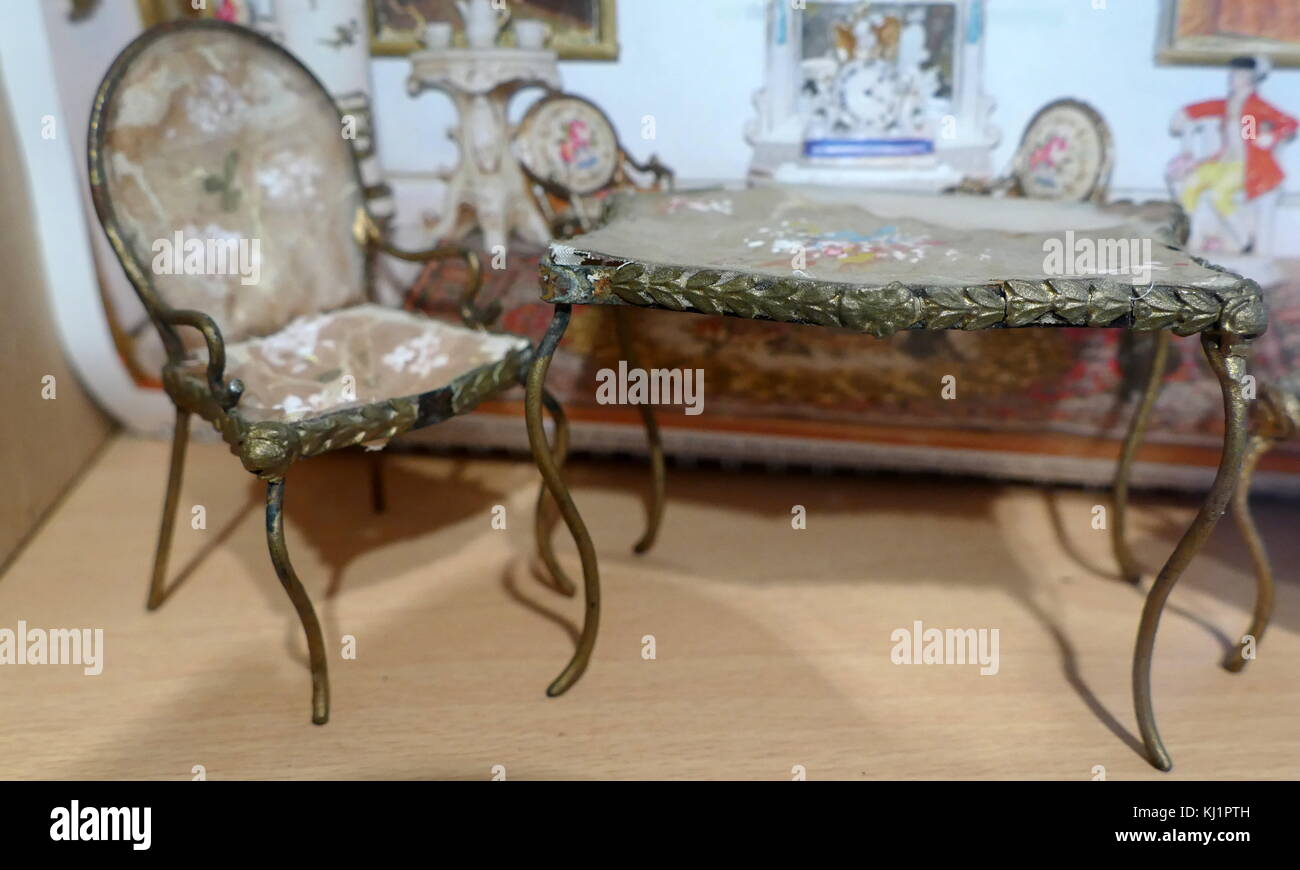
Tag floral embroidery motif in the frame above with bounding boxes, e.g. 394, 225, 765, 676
202, 149, 242, 212
745, 219, 942, 270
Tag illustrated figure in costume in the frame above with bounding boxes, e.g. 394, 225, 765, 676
1169, 56, 1296, 253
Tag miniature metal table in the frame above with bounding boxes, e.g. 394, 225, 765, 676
524, 185, 1267, 771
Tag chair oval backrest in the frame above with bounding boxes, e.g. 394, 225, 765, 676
1010, 98, 1114, 204
88, 20, 367, 352
514, 94, 622, 197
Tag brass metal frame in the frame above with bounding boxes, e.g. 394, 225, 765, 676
516, 92, 671, 556
534, 387, 576, 597
1223, 379, 1300, 672
1131, 332, 1253, 771
1225, 432, 1274, 674
1111, 331, 1171, 585
1111, 340, 1300, 767
88, 18, 577, 723
1116, 365, 1300, 687
147, 407, 190, 610
525, 305, 601, 696
266, 478, 330, 725
613, 307, 665, 554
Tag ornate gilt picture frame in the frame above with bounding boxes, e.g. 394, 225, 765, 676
136, 0, 253, 27
368, 0, 618, 60
1157, 0, 1300, 67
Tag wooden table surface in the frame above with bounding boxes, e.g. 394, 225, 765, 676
0, 435, 1295, 779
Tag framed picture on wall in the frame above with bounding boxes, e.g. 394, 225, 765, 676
1158, 0, 1300, 66
136, 0, 257, 27
368, 0, 617, 59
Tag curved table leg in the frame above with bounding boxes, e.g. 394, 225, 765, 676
266, 478, 330, 725
1224, 433, 1275, 673
148, 407, 191, 610
534, 388, 577, 596
1133, 332, 1251, 771
1112, 331, 1171, 584
525, 305, 602, 697
613, 307, 666, 554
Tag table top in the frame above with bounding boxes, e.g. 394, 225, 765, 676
539, 186, 1266, 339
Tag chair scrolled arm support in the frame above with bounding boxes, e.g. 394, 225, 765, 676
354, 206, 497, 330
388, 242, 497, 330
159, 308, 244, 410
624, 152, 675, 192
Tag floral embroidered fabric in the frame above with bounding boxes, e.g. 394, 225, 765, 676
98, 28, 366, 346
187, 305, 530, 423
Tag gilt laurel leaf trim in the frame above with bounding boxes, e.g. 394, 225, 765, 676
1004, 280, 1054, 327
1132, 287, 1183, 331
1086, 280, 1132, 327
549, 256, 1266, 340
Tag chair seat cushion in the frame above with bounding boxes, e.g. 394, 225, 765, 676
189, 304, 530, 422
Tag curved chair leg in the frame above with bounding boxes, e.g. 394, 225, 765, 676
535, 388, 577, 596
265, 478, 330, 725
525, 305, 601, 697
1133, 333, 1251, 771
368, 450, 386, 514
613, 307, 666, 554
147, 407, 191, 611
1112, 331, 1171, 584
1224, 433, 1274, 673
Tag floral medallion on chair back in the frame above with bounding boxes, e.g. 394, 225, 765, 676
98, 27, 366, 348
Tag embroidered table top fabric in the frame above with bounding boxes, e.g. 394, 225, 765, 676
539, 186, 1263, 340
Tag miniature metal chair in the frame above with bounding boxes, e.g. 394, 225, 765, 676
950, 98, 1114, 202
514, 92, 675, 237
88, 19, 588, 723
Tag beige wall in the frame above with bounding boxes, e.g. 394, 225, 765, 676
0, 67, 115, 570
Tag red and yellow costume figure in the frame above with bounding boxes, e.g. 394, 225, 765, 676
1172, 56, 1296, 219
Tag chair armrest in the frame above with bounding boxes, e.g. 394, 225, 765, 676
392, 244, 496, 330
160, 309, 244, 410
624, 152, 675, 192
354, 206, 496, 330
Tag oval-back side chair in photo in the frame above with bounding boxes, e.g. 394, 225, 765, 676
88, 19, 591, 723
950, 97, 1115, 202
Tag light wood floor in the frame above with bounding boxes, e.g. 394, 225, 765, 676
1, 435, 1296, 780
